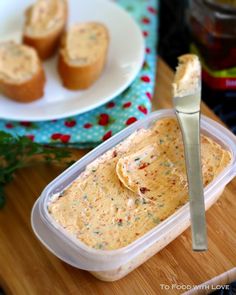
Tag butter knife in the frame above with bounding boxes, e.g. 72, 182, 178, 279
172, 54, 207, 251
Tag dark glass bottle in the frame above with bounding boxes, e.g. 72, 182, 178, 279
189, 0, 236, 132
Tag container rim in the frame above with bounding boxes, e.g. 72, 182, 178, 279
36, 109, 236, 258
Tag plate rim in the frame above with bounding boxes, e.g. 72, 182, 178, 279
0, 0, 145, 122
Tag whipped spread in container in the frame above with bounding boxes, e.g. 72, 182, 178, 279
31, 109, 236, 281
48, 118, 230, 250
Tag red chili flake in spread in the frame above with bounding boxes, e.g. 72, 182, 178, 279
138, 162, 149, 169
113, 150, 117, 158
117, 219, 123, 226
140, 187, 150, 194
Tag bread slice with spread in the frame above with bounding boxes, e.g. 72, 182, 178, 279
23, 0, 68, 60
0, 42, 46, 102
58, 22, 109, 90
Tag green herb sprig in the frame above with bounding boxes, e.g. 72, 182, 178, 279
0, 131, 72, 208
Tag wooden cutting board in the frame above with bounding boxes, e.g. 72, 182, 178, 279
1, 59, 236, 295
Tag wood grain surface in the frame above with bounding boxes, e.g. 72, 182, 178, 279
1, 58, 236, 295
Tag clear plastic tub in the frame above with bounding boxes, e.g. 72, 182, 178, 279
31, 109, 236, 281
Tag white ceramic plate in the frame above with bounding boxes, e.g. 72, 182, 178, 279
0, 0, 144, 121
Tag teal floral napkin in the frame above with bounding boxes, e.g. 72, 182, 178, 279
0, 0, 158, 148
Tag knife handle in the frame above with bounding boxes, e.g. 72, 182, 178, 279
176, 111, 208, 251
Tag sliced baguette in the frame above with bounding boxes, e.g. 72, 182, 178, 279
23, 0, 68, 60
0, 42, 46, 103
58, 22, 109, 90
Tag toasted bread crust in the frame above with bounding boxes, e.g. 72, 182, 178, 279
23, 1, 67, 60
0, 65, 46, 103
58, 49, 108, 90
23, 26, 66, 60
58, 24, 109, 90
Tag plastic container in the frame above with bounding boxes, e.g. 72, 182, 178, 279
31, 109, 236, 281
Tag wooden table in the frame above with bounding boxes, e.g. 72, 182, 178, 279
1, 58, 236, 295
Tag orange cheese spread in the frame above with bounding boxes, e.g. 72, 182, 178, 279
48, 118, 231, 250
